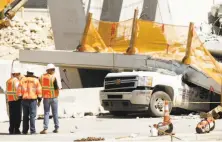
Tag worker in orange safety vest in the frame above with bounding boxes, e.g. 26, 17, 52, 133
19, 69, 42, 135
6, 68, 22, 134
40, 64, 60, 134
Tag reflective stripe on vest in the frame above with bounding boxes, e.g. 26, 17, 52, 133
41, 74, 56, 98
6, 78, 18, 101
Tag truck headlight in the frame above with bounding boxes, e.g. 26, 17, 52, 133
147, 77, 153, 86
138, 76, 153, 87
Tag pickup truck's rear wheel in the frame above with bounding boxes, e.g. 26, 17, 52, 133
149, 91, 172, 117
110, 111, 128, 117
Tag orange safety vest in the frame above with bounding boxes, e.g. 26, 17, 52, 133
19, 77, 42, 100
6, 77, 19, 102
40, 73, 59, 98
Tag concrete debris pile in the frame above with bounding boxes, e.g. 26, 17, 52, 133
196, 22, 222, 44
0, 16, 55, 59
194, 22, 222, 57
75, 137, 105, 141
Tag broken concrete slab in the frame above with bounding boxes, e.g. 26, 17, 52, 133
58, 88, 104, 118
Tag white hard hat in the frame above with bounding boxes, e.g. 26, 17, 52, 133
12, 68, 20, 74
46, 63, 55, 70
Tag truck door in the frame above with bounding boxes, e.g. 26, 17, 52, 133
181, 85, 210, 112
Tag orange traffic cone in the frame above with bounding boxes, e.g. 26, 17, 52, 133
163, 100, 171, 124
154, 100, 173, 136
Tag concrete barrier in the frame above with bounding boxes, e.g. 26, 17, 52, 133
0, 94, 9, 122
57, 88, 103, 118
37, 88, 104, 118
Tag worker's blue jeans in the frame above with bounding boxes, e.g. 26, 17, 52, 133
43, 98, 59, 130
22, 99, 37, 134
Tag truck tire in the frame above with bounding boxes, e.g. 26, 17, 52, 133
110, 111, 128, 117
149, 91, 172, 117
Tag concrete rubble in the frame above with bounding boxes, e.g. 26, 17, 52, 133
197, 23, 219, 41
0, 16, 55, 60
75, 137, 105, 141
196, 22, 222, 53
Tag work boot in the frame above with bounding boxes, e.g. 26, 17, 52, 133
53, 129, 59, 133
31, 132, 37, 135
9, 128, 14, 135
9, 131, 14, 135
22, 131, 28, 135
40, 129, 47, 134
14, 129, 21, 135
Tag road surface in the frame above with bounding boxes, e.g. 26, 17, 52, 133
0, 115, 222, 141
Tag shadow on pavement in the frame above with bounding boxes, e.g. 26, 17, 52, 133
0, 133, 10, 135
97, 109, 195, 119
97, 113, 155, 119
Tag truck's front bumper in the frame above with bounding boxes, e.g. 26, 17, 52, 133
100, 90, 152, 112
102, 100, 149, 111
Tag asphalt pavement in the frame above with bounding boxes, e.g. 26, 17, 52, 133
0, 115, 222, 141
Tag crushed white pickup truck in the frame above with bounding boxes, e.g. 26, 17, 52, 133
100, 66, 219, 117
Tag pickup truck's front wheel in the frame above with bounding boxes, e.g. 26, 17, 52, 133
149, 91, 172, 117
